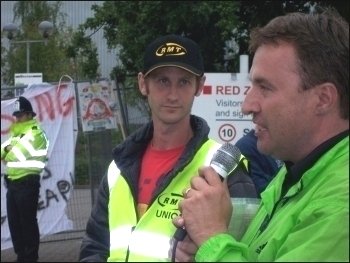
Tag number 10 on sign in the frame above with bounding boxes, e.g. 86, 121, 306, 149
218, 123, 236, 142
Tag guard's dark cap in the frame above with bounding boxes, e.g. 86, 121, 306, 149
13, 96, 36, 117
143, 34, 204, 77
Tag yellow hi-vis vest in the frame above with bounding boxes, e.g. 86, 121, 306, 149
107, 139, 225, 261
1, 119, 49, 180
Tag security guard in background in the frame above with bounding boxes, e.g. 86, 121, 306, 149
1, 96, 49, 262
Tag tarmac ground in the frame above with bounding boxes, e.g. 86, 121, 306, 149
1, 237, 82, 262
1, 188, 91, 262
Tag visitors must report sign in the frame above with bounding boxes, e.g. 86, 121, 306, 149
191, 73, 254, 144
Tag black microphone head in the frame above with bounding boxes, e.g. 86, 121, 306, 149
210, 143, 241, 179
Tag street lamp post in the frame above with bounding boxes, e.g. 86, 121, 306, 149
2, 21, 54, 73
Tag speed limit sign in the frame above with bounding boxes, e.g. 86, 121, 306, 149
218, 123, 236, 142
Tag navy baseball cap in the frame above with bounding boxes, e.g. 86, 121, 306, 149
143, 34, 204, 77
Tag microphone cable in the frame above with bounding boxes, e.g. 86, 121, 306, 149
171, 227, 187, 262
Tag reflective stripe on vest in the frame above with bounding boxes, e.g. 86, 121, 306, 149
12, 147, 26, 161
107, 161, 121, 190
20, 139, 49, 157
110, 227, 171, 259
7, 160, 46, 168
11, 142, 48, 161
107, 139, 222, 261
6, 130, 49, 170
109, 224, 134, 250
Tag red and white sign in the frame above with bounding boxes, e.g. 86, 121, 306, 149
77, 80, 117, 132
192, 72, 254, 144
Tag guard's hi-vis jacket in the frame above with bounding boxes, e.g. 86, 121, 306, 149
1, 118, 49, 180
79, 115, 258, 262
195, 131, 349, 262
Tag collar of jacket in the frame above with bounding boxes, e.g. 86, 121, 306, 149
111, 114, 210, 199
10, 118, 38, 136
281, 129, 349, 197
260, 131, 348, 220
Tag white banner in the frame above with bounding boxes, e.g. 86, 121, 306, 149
1, 83, 78, 250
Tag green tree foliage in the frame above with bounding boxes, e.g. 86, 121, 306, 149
66, 25, 100, 81
1, 1, 100, 85
2, 1, 67, 84
79, 0, 348, 94
232, 0, 349, 68
78, 1, 241, 119
83, 1, 240, 76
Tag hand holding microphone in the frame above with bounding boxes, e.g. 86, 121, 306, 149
208, 142, 242, 180
174, 143, 241, 240
171, 143, 241, 261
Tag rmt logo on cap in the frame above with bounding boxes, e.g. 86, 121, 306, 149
155, 43, 186, 57
143, 34, 204, 77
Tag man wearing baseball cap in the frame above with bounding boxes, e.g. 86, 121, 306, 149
79, 34, 257, 262
142, 34, 204, 77
1, 96, 49, 262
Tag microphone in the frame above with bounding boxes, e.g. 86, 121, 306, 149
210, 142, 242, 179
173, 143, 242, 242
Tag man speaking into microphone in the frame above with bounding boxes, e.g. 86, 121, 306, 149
172, 8, 349, 262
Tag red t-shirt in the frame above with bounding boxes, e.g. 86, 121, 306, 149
137, 143, 184, 218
